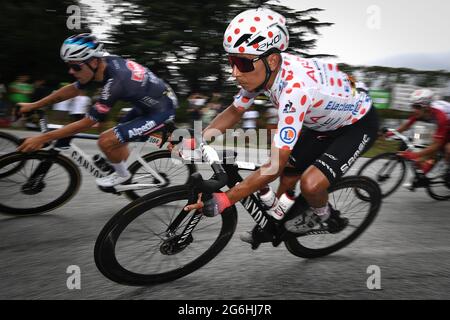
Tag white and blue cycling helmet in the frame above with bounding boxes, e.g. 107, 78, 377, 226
60, 33, 104, 62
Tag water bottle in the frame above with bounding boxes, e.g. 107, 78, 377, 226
93, 154, 114, 173
258, 186, 278, 209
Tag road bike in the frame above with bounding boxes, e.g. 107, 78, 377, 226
0, 114, 196, 215
94, 139, 382, 286
357, 128, 449, 201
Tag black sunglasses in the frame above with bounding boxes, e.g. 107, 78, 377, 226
67, 62, 85, 72
228, 55, 263, 73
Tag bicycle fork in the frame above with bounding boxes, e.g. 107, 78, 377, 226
22, 151, 59, 195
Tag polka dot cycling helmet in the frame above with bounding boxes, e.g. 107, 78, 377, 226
223, 8, 289, 56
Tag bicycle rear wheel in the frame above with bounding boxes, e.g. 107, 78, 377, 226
284, 176, 381, 259
0, 151, 81, 215
94, 185, 238, 286
124, 150, 196, 200
357, 152, 406, 198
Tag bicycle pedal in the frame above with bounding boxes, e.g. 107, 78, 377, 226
327, 217, 349, 234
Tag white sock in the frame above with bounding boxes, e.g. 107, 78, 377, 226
312, 205, 330, 220
111, 161, 130, 178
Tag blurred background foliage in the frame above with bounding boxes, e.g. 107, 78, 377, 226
0, 0, 333, 95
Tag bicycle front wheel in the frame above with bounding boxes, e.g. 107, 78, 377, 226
426, 160, 450, 201
94, 185, 238, 286
284, 176, 381, 259
0, 151, 81, 215
0, 131, 21, 177
124, 150, 196, 200
357, 152, 406, 198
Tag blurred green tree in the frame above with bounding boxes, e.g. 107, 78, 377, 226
96, 0, 333, 96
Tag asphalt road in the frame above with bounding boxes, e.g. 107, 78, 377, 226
0, 129, 449, 300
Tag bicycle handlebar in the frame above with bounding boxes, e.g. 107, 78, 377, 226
188, 142, 228, 193
382, 127, 416, 151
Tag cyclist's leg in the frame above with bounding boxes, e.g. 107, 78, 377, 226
97, 98, 175, 186
275, 128, 332, 197
285, 107, 379, 233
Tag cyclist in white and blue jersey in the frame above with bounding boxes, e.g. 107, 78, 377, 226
17, 33, 178, 187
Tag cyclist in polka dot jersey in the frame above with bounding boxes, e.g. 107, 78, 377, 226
184, 8, 379, 241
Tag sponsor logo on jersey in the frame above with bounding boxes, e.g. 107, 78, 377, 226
283, 100, 296, 113
139, 96, 159, 107
340, 134, 371, 173
126, 60, 146, 82
324, 153, 338, 161
317, 159, 336, 179
101, 79, 113, 101
95, 103, 110, 114
280, 127, 297, 144
128, 120, 157, 139
325, 100, 362, 116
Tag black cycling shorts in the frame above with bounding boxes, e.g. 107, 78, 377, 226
286, 106, 379, 184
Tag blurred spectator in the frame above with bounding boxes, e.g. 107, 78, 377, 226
202, 92, 222, 125
208, 92, 224, 112
68, 90, 91, 122
26, 79, 52, 124
32, 79, 52, 102
242, 110, 260, 131
187, 92, 207, 126
0, 76, 8, 127
9, 74, 33, 123
52, 82, 71, 122
265, 105, 278, 146
201, 105, 217, 125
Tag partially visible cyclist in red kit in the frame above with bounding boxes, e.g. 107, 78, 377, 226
386, 89, 450, 174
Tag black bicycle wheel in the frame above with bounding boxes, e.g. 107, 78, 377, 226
357, 152, 406, 198
95, 185, 238, 286
284, 176, 381, 259
0, 151, 81, 215
425, 160, 450, 201
0, 131, 22, 177
0, 131, 20, 157
124, 150, 196, 201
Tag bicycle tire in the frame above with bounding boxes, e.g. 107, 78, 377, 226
425, 161, 450, 201
124, 150, 196, 201
0, 131, 22, 178
0, 151, 81, 215
357, 152, 406, 198
95, 185, 238, 286
0, 131, 20, 152
284, 176, 381, 259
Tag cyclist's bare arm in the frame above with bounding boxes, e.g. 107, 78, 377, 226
225, 146, 291, 204
396, 120, 413, 134
203, 104, 246, 140
414, 138, 446, 159
17, 117, 97, 153
42, 117, 97, 142
185, 146, 291, 212
18, 83, 80, 113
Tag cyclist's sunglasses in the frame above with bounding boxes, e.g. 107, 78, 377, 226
227, 55, 263, 73
66, 62, 85, 72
